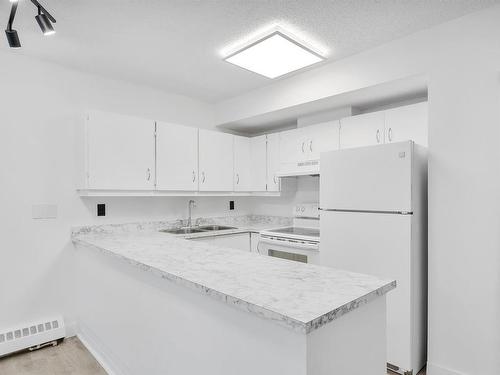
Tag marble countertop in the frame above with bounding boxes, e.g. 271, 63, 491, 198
72, 215, 395, 334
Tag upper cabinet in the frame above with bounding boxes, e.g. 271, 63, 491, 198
85, 111, 155, 190
340, 102, 428, 149
198, 129, 234, 191
301, 120, 340, 160
278, 121, 340, 175
384, 102, 428, 146
156, 122, 198, 191
339, 112, 385, 149
234, 135, 252, 192
250, 135, 267, 192
266, 133, 280, 191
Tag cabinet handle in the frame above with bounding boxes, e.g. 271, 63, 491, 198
146, 168, 151, 181
236, 173, 240, 184
273, 175, 277, 184
376, 129, 381, 143
201, 172, 205, 183
309, 140, 313, 152
302, 142, 305, 153
192, 170, 196, 182
388, 127, 393, 142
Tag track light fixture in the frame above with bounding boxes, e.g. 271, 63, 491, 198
35, 6, 55, 36
5, 1, 20, 48
5, 0, 57, 48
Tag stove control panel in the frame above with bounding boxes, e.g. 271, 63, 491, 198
293, 203, 319, 218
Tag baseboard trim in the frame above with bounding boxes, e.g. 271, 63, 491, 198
77, 322, 127, 375
427, 362, 468, 375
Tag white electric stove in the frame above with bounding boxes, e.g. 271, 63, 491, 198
259, 203, 320, 264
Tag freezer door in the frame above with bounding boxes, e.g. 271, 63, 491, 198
320, 211, 413, 371
320, 141, 413, 212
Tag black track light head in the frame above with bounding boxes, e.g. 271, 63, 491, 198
5, 29, 21, 48
35, 12, 55, 36
5, 0, 57, 48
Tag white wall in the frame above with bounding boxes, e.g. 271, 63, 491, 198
215, 7, 500, 375
250, 176, 319, 217
0, 51, 257, 333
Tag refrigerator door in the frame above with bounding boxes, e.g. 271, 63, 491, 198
320, 210, 413, 371
320, 141, 413, 212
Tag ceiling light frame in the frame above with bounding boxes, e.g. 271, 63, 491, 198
223, 30, 325, 79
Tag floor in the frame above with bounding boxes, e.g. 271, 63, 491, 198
0, 336, 426, 375
0, 337, 106, 375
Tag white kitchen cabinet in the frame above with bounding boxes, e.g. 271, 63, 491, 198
250, 232, 261, 253
339, 111, 385, 149
278, 121, 340, 176
302, 120, 340, 160
85, 111, 155, 190
278, 128, 302, 172
191, 233, 251, 252
156, 122, 198, 191
266, 133, 281, 191
234, 136, 252, 191
384, 102, 428, 146
198, 129, 234, 191
250, 135, 267, 191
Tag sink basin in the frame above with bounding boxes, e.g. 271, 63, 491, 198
160, 228, 206, 235
197, 225, 237, 231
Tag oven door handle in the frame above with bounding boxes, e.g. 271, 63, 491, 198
259, 236, 320, 251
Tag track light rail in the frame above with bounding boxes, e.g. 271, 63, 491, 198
30, 0, 56, 23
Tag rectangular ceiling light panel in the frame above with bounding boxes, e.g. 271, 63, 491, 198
225, 31, 324, 79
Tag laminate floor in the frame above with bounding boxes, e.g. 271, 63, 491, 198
0, 337, 106, 375
0, 336, 426, 375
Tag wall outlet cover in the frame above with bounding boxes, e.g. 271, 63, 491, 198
97, 204, 106, 216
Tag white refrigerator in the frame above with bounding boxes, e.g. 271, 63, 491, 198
319, 141, 427, 375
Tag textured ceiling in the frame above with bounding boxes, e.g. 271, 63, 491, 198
1, 0, 498, 103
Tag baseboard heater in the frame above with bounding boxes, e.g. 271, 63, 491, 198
0, 316, 66, 358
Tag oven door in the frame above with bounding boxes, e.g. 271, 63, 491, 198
258, 235, 320, 264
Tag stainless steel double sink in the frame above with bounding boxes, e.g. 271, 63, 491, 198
160, 225, 236, 235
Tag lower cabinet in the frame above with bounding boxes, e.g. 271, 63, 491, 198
190, 233, 251, 252
250, 233, 261, 254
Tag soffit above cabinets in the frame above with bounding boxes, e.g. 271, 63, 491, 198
217, 75, 428, 136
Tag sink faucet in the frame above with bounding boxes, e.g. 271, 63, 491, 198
187, 199, 196, 228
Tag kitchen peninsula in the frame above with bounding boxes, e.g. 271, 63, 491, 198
72, 218, 395, 375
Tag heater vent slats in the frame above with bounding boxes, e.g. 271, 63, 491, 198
0, 317, 65, 357
3, 321, 53, 339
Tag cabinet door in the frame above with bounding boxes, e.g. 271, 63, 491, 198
279, 128, 302, 165
233, 136, 252, 192
86, 111, 155, 190
250, 233, 260, 253
210, 233, 251, 252
278, 128, 304, 174
250, 135, 267, 192
303, 120, 340, 160
198, 130, 233, 191
385, 102, 428, 146
339, 112, 385, 149
156, 122, 198, 191
266, 133, 281, 191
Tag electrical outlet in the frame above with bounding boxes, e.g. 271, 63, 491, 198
97, 204, 106, 216
229, 201, 235, 210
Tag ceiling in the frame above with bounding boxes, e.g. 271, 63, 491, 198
1, 0, 498, 103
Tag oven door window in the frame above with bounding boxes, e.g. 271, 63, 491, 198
268, 249, 308, 263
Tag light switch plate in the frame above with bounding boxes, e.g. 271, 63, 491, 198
32, 204, 58, 219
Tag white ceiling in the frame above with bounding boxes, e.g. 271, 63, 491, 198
2, 0, 498, 103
